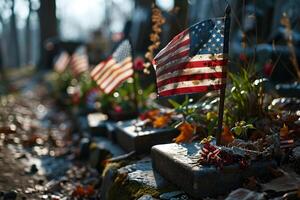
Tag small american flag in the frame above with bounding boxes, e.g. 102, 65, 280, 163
280, 138, 294, 149
153, 16, 230, 97
90, 40, 133, 94
70, 48, 89, 76
54, 51, 70, 73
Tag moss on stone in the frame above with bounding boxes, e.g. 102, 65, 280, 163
103, 160, 178, 199
107, 175, 160, 200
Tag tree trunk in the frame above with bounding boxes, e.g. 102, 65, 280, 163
38, 0, 57, 68
10, 0, 20, 67
25, 0, 32, 65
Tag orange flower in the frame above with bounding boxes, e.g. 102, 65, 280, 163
153, 115, 171, 128
280, 124, 289, 138
174, 122, 195, 143
221, 125, 235, 145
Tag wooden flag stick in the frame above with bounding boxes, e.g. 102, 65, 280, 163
216, 86, 226, 146
216, 2, 231, 146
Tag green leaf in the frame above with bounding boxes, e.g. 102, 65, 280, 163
232, 126, 242, 135
168, 99, 181, 109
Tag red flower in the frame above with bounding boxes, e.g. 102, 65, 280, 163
239, 53, 248, 62
263, 61, 274, 77
113, 105, 123, 113
72, 92, 81, 105
134, 57, 145, 71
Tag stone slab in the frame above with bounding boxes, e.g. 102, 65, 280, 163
101, 158, 188, 200
151, 142, 277, 198
113, 120, 179, 154
81, 113, 109, 137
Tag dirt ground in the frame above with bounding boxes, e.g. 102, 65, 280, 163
0, 146, 45, 199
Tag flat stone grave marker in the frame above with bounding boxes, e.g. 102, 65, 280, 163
101, 158, 189, 199
151, 142, 277, 199
80, 112, 109, 137
113, 120, 179, 154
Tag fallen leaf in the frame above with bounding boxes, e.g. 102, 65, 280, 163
153, 115, 171, 128
174, 122, 195, 143
221, 125, 235, 145
139, 109, 160, 121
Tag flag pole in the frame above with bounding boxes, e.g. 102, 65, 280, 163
216, 87, 225, 145
216, 3, 231, 146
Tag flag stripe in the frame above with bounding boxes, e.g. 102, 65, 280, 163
92, 59, 114, 80
70, 53, 89, 76
97, 57, 131, 85
91, 62, 105, 78
155, 43, 190, 65
155, 31, 189, 58
103, 69, 134, 94
157, 65, 225, 82
158, 84, 225, 97
95, 59, 117, 83
155, 38, 190, 62
158, 78, 226, 92
157, 59, 228, 76
156, 50, 190, 67
157, 72, 226, 88
100, 58, 133, 88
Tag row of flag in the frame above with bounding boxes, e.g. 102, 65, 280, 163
54, 14, 230, 97
54, 40, 133, 94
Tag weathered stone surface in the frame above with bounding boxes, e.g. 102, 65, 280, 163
101, 158, 181, 200
225, 188, 265, 200
114, 120, 179, 154
138, 194, 157, 200
261, 169, 300, 193
159, 191, 185, 199
118, 158, 170, 189
152, 142, 277, 198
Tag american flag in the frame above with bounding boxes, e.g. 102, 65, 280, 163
54, 51, 70, 73
90, 40, 133, 94
70, 49, 89, 76
280, 137, 294, 149
153, 16, 230, 97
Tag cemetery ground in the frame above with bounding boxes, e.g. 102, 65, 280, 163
0, 70, 300, 200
